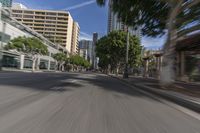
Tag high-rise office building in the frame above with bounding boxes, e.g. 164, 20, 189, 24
11, 4, 79, 53
0, 0, 12, 7
108, 0, 141, 38
79, 40, 93, 63
71, 22, 80, 54
92, 33, 98, 69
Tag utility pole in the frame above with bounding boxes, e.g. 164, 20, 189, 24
123, 30, 129, 78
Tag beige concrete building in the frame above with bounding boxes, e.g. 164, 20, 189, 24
71, 22, 80, 54
11, 6, 78, 53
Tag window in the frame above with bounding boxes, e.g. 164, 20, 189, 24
45, 21, 56, 24
24, 11, 34, 14
12, 14, 22, 18
35, 16, 45, 19
35, 28, 44, 30
24, 23, 33, 26
56, 33, 66, 36
45, 28, 55, 31
45, 25, 56, 27
17, 19, 22, 21
57, 21, 67, 25
57, 25, 67, 28
35, 12, 45, 15
46, 12, 57, 16
57, 17, 67, 21
57, 29, 67, 32
46, 17, 56, 20
58, 13, 68, 16
23, 15, 34, 18
34, 24, 44, 27
37, 31, 43, 34
23, 19, 33, 22
50, 61, 56, 70
12, 10, 22, 13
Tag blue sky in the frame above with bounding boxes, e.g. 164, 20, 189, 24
13, 0, 165, 49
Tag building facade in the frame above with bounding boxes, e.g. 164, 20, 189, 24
0, 0, 12, 7
92, 33, 98, 69
11, 5, 79, 53
79, 40, 93, 63
71, 22, 80, 54
108, 0, 141, 38
175, 33, 200, 82
79, 49, 87, 60
0, 8, 66, 71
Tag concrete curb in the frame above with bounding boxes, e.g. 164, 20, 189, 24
109, 75, 200, 113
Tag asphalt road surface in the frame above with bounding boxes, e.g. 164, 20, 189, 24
0, 72, 199, 133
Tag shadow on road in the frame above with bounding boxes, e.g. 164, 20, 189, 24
0, 72, 83, 92
0, 72, 161, 102
71, 73, 162, 102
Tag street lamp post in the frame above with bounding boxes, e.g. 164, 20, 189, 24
123, 31, 129, 78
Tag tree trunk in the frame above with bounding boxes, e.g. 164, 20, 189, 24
58, 63, 63, 71
57, 61, 65, 71
107, 64, 111, 74
161, 0, 183, 85
32, 55, 37, 72
115, 64, 120, 76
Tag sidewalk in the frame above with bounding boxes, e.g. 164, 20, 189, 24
1, 68, 57, 73
109, 74, 200, 113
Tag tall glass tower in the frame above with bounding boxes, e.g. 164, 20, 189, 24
0, 0, 12, 7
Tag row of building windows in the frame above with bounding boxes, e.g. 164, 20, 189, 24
12, 10, 69, 17
30, 24, 67, 29
16, 19, 68, 25
13, 14, 68, 21
33, 28, 67, 32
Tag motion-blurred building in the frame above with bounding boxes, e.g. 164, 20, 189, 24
92, 32, 98, 69
11, 3, 80, 54
79, 40, 93, 63
0, 8, 67, 71
176, 32, 200, 82
71, 22, 80, 54
108, 0, 141, 38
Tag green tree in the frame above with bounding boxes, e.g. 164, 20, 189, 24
97, 0, 169, 37
97, 0, 200, 37
96, 31, 142, 74
97, 0, 200, 82
69, 55, 91, 70
53, 53, 68, 71
5, 36, 48, 71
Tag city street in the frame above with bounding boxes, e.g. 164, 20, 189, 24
0, 72, 199, 133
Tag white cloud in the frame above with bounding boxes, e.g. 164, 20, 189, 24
141, 35, 167, 50
64, 0, 96, 11
79, 31, 92, 40
12, 2, 54, 10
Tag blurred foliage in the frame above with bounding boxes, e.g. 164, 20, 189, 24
5, 36, 48, 55
53, 53, 68, 63
69, 55, 91, 68
96, 0, 200, 37
96, 31, 142, 70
